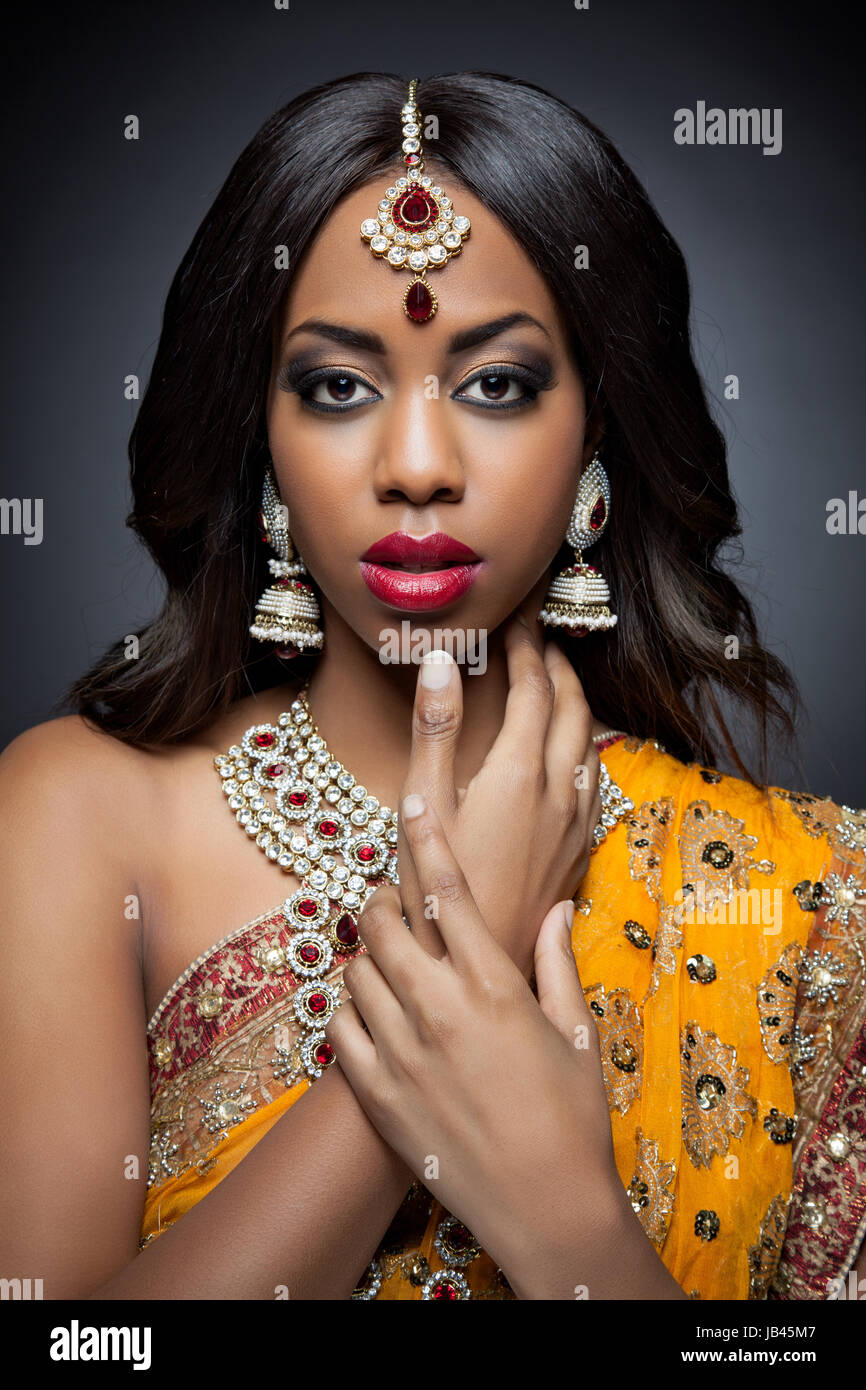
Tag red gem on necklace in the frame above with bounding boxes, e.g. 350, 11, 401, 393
318, 818, 339, 837
254, 731, 275, 749
314, 1041, 335, 1067
432, 1281, 459, 1299
335, 914, 359, 949
297, 898, 318, 917
405, 280, 434, 322
288, 790, 309, 806
308, 992, 328, 1014
299, 942, 321, 964
356, 843, 376, 863
266, 762, 286, 779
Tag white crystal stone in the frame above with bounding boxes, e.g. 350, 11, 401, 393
431, 185, 442, 194
383, 222, 396, 238
402, 138, 420, 154
361, 218, 379, 237
397, 176, 408, 187
421, 175, 432, 186
333, 866, 349, 882
351, 809, 368, 826
409, 234, 423, 247
350, 785, 367, 801
388, 247, 408, 266
348, 875, 365, 893
424, 229, 438, 243
428, 245, 447, 263
440, 196, 452, 208
371, 236, 389, 253
378, 198, 390, 211
403, 124, 419, 137
443, 231, 461, 250
337, 772, 355, 789
386, 185, 398, 197
394, 230, 408, 245
409, 251, 429, 270
453, 215, 470, 232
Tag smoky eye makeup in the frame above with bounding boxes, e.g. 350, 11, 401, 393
275, 350, 558, 415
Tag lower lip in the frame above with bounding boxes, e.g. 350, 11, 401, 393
359, 561, 484, 610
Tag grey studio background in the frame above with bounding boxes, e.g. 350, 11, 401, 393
1, 0, 863, 802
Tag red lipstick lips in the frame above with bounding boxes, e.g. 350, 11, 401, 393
359, 531, 484, 611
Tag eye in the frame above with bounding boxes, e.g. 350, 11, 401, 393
283, 367, 381, 413
453, 365, 546, 411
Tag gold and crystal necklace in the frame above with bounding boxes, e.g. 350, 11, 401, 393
213, 685, 633, 943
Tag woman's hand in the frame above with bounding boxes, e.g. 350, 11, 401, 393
395, 614, 602, 981
324, 795, 622, 1293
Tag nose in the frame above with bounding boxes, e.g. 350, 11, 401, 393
371, 385, 466, 505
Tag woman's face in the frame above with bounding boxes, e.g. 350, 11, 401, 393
266, 167, 600, 654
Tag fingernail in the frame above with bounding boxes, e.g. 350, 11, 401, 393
560, 900, 575, 934
419, 648, 454, 689
401, 793, 426, 819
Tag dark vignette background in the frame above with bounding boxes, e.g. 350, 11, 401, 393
0, 0, 863, 800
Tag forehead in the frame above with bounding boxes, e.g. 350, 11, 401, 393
275, 169, 569, 350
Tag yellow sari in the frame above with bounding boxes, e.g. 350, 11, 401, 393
140, 736, 866, 1299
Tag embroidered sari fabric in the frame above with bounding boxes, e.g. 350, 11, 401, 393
140, 737, 866, 1299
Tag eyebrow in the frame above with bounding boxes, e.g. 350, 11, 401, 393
280, 311, 553, 356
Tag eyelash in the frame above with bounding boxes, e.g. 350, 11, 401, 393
277, 362, 553, 414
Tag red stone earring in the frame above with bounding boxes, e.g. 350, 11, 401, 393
539, 451, 618, 637
359, 77, 471, 323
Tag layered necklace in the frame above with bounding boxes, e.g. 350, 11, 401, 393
213, 684, 633, 950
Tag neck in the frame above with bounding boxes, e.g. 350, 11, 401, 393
284, 581, 611, 813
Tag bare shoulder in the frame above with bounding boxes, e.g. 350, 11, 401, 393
0, 714, 162, 862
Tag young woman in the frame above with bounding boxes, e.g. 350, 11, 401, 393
1, 70, 863, 1301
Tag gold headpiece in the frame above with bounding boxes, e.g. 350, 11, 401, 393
360, 78, 471, 323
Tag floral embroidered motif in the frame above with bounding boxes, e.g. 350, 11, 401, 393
644, 901, 684, 1004
626, 797, 675, 903
678, 800, 775, 913
626, 1127, 677, 1247
748, 1194, 789, 1299
756, 942, 802, 1065
680, 1022, 758, 1169
585, 984, 643, 1115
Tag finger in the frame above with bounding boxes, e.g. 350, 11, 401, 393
405, 648, 462, 814
323, 995, 378, 1084
541, 641, 595, 800
491, 616, 556, 772
399, 791, 497, 980
533, 899, 592, 1043
352, 883, 441, 1015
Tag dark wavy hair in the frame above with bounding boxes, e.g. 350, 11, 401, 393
62, 69, 801, 787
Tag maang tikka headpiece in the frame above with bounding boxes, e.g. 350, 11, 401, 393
360, 77, 471, 323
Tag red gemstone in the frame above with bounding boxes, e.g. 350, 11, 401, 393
589, 496, 606, 530
314, 1041, 334, 1066
405, 281, 433, 322
335, 914, 359, 948
256, 509, 268, 544
432, 1282, 458, 1300
254, 732, 275, 748
266, 762, 286, 778
447, 1222, 471, 1251
394, 190, 434, 228
318, 819, 339, 837
288, 790, 309, 806
275, 576, 293, 590
298, 898, 318, 917
299, 943, 321, 964
356, 844, 376, 863
404, 153, 420, 165
308, 992, 327, 1014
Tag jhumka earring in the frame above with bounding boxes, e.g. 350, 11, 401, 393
539, 450, 618, 636
359, 77, 471, 323
249, 463, 324, 656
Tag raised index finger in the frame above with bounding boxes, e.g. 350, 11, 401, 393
399, 791, 502, 982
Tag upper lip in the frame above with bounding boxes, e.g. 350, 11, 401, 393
360, 531, 481, 565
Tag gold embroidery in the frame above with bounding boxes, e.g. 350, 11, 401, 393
680, 1022, 758, 1169
756, 942, 802, 1065
748, 1194, 789, 1299
627, 1127, 677, 1247
626, 797, 675, 903
644, 901, 684, 1004
585, 984, 643, 1115
678, 800, 775, 912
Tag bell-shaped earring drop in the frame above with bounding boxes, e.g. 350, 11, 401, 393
539, 450, 618, 636
249, 464, 324, 656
